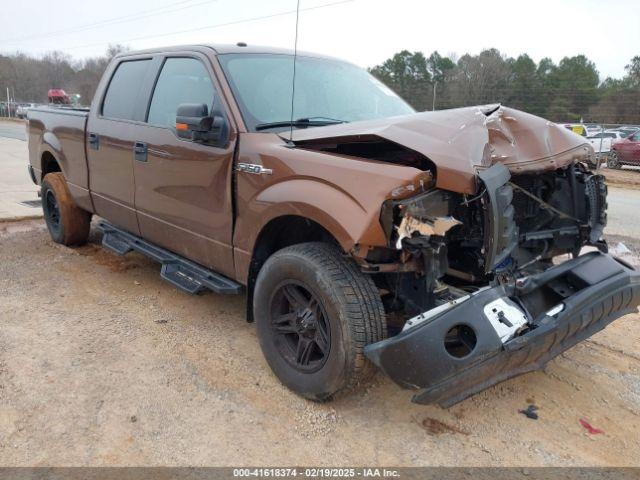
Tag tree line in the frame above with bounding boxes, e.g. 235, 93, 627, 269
1, 45, 638, 124
370, 49, 640, 124
0, 45, 128, 107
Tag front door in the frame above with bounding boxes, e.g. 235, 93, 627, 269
132, 54, 236, 278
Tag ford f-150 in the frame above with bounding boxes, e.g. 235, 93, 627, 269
27, 44, 640, 406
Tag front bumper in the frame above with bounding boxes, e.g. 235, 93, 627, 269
365, 252, 640, 406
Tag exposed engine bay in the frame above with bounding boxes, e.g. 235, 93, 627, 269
373, 161, 608, 334
290, 105, 638, 406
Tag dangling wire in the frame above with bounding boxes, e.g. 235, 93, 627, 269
289, 0, 301, 143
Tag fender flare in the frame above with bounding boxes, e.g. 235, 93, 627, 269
244, 177, 387, 254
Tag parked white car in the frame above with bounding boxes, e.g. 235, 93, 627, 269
588, 130, 624, 153
558, 123, 603, 138
16, 103, 38, 119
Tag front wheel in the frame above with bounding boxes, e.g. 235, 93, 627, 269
41, 172, 92, 246
253, 242, 386, 401
607, 152, 622, 169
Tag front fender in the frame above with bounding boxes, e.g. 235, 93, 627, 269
253, 178, 376, 251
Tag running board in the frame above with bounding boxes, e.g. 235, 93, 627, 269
97, 221, 242, 295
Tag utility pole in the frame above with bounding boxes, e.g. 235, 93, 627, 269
6, 87, 10, 118
432, 82, 437, 111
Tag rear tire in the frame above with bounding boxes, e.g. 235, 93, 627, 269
41, 172, 91, 246
253, 242, 386, 401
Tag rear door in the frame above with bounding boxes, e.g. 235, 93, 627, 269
131, 52, 236, 277
87, 56, 160, 235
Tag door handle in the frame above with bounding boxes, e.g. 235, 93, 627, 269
88, 132, 99, 150
134, 141, 147, 162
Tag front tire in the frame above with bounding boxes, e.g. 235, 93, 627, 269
607, 151, 622, 169
41, 172, 92, 246
253, 242, 386, 401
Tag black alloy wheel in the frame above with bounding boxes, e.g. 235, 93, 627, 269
44, 189, 62, 237
269, 281, 331, 373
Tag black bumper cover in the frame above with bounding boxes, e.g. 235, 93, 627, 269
364, 253, 640, 406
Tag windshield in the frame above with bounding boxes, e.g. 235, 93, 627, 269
218, 53, 415, 132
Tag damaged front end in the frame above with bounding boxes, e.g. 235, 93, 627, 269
363, 161, 639, 406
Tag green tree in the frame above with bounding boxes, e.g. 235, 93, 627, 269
506, 54, 543, 115
547, 55, 600, 120
369, 50, 431, 110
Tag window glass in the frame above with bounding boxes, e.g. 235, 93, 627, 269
218, 54, 414, 132
147, 57, 215, 128
102, 60, 152, 120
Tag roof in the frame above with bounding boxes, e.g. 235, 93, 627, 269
116, 43, 338, 60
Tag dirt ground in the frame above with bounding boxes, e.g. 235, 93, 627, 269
1, 220, 639, 467
599, 165, 640, 190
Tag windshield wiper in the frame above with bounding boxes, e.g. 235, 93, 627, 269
255, 117, 347, 131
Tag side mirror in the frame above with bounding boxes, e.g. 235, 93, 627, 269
176, 103, 229, 146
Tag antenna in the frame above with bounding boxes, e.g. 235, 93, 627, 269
289, 0, 301, 143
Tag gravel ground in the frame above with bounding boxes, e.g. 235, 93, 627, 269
599, 166, 640, 190
0, 220, 639, 466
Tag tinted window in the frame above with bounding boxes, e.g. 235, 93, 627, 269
218, 54, 414, 132
102, 60, 152, 120
147, 57, 215, 128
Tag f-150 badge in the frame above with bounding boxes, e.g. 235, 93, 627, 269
236, 163, 273, 175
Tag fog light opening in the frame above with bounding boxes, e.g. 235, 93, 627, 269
444, 324, 477, 359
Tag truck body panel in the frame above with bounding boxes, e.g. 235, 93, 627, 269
27, 106, 93, 212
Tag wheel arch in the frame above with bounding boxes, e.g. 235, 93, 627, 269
245, 214, 341, 323
41, 150, 62, 180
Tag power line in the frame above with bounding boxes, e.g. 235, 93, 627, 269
1, 0, 216, 45
51, 0, 355, 52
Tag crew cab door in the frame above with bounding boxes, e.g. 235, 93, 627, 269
131, 53, 236, 278
87, 56, 158, 235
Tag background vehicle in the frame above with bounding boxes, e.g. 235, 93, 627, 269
559, 123, 588, 136
26, 44, 640, 406
587, 130, 625, 164
609, 130, 640, 168
615, 126, 640, 138
16, 103, 38, 119
559, 123, 603, 138
47, 89, 71, 105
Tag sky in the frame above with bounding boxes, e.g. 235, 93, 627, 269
1, 0, 639, 79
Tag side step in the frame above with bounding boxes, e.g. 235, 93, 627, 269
97, 221, 242, 295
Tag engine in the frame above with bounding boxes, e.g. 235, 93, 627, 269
376, 161, 608, 324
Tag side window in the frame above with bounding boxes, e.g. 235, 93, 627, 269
147, 57, 215, 129
102, 60, 152, 120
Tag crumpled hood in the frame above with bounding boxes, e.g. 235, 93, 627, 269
290, 105, 593, 194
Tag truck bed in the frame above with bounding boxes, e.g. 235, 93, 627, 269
27, 105, 91, 212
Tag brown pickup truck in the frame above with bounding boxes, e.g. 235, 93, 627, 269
27, 44, 640, 406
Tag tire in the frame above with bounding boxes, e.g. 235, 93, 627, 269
253, 242, 386, 401
41, 172, 92, 246
607, 152, 622, 169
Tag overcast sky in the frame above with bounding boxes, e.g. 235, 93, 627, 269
2, 0, 639, 79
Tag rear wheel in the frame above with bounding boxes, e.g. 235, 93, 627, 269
41, 172, 92, 246
253, 242, 386, 401
607, 151, 622, 169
